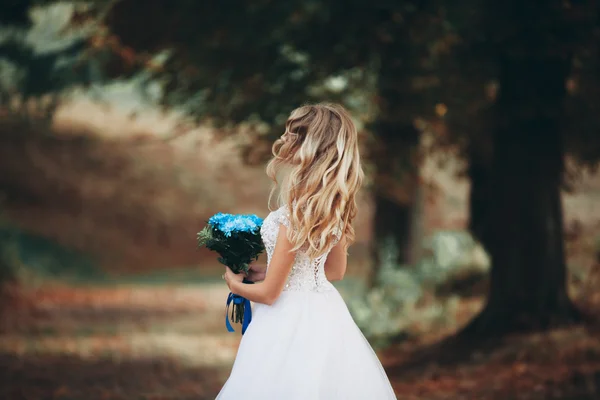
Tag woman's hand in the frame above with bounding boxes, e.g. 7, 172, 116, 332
224, 266, 244, 293
246, 262, 267, 282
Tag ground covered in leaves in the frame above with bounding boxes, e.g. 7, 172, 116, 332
383, 327, 600, 400
2, 284, 600, 400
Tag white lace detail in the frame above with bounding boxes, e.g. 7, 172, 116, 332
260, 206, 335, 293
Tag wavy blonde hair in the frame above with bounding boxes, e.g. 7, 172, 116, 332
266, 103, 364, 259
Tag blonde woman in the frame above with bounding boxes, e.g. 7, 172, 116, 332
217, 104, 396, 399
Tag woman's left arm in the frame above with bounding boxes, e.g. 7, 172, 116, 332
224, 224, 295, 305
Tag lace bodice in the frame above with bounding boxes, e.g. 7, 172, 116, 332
260, 206, 336, 293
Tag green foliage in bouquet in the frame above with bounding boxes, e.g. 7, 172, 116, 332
196, 213, 265, 274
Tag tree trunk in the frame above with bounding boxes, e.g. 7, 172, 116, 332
368, 123, 421, 287
467, 142, 491, 247
0, 220, 17, 289
369, 195, 413, 283
462, 52, 581, 336
366, 2, 434, 286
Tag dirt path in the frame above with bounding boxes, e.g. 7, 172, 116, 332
3, 284, 600, 399
0, 284, 239, 399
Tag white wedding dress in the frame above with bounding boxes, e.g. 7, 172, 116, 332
216, 206, 397, 399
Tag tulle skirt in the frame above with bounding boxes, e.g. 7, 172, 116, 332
216, 288, 397, 400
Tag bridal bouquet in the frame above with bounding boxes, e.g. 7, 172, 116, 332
197, 212, 264, 334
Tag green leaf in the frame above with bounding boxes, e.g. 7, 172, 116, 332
196, 226, 213, 247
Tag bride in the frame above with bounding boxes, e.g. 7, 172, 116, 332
217, 103, 397, 399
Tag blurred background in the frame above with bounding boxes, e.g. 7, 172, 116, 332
1, 1, 600, 399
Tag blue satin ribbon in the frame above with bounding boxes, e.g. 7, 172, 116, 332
225, 292, 252, 334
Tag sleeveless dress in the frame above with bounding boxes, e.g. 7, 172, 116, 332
216, 206, 397, 399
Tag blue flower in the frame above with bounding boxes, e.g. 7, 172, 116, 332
208, 213, 263, 236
